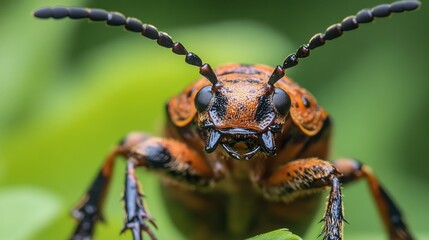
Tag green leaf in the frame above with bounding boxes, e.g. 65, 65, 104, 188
247, 228, 302, 240
0, 187, 62, 240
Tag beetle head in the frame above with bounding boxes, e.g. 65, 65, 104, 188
195, 65, 291, 160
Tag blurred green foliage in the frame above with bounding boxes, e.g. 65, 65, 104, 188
0, 0, 428, 239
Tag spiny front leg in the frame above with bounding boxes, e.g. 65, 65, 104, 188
334, 159, 413, 240
119, 132, 216, 239
121, 160, 157, 240
321, 177, 343, 240
71, 132, 215, 240
71, 147, 121, 240
260, 158, 344, 240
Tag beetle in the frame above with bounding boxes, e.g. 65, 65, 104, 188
34, 1, 421, 240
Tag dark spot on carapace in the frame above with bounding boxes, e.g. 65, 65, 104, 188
301, 96, 311, 108
186, 88, 194, 98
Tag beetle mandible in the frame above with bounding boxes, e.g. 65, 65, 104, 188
34, 1, 421, 240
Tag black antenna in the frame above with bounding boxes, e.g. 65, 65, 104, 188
268, 0, 421, 85
33, 6, 218, 85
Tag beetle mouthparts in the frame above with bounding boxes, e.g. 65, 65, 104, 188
205, 130, 222, 153
260, 131, 276, 156
221, 142, 260, 160
203, 128, 277, 160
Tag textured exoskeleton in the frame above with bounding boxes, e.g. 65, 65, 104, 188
33, 1, 421, 240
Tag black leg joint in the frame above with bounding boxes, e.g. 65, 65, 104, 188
143, 144, 172, 168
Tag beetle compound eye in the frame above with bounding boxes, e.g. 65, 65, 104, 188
273, 88, 291, 115
195, 86, 213, 112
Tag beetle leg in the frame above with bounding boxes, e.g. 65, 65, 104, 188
71, 147, 121, 240
125, 133, 215, 187
121, 159, 157, 240
334, 159, 413, 240
260, 158, 344, 240
120, 133, 215, 239
70, 132, 214, 240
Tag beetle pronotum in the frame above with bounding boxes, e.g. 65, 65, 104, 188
34, 1, 421, 240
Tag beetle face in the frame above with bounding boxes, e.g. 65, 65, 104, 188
195, 65, 291, 160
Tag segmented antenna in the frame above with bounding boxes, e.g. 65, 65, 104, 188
33, 6, 218, 85
268, 0, 421, 85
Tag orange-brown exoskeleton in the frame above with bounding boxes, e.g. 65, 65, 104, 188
34, 1, 421, 240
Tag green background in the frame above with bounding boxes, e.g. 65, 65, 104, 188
0, 0, 428, 239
